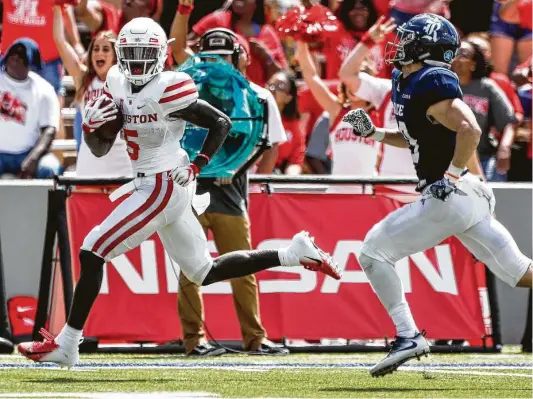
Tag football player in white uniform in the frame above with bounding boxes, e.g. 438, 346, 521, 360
18, 18, 341, 367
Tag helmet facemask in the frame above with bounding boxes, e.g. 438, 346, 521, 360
116, 41, 166, 86
385, 25, 417, 68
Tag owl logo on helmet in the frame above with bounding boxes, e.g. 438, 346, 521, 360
115, 18, 173, 86
385, 13, 459, 69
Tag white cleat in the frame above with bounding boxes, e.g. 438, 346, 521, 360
18, 328, 79, 368
370, 331, 430, 377
287, 231, 342, 280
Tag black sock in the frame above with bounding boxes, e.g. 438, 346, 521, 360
202, 250, 280, 285
66, 250, 104, 330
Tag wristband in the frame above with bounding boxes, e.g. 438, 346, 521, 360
445, 164, 464, 181
360, 33, 375, 48
178, 4, 193, 15
195, 153, 210, 163
190, 163, 200, 176
372, 130, 385, 142
82, 123, 94, 135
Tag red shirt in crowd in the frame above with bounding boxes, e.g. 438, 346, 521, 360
490, 72, 525, 123
372, 0, 391, 17
518, 0, 532, 30
321, 27, 357, 80
321, 28, 393, 81
192, 11, 288, 87
0, 0, 59, 62
276, 117, 306, 170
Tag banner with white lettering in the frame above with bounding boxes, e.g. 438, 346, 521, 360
62, 191, 485, 343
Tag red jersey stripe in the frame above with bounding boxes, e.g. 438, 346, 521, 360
163, 79, 194, 93
100, 176, 174, 258
159, 88, 197, 104
91, 173, 163, 255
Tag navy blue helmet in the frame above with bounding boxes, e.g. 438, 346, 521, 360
385, 13, 460, 69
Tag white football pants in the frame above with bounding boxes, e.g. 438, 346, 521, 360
82, 171, 213, 285
361, 174, 531, 287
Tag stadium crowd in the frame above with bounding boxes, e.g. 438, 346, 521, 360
0, 0, 531, 182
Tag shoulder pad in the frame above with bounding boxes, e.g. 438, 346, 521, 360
415, 66, 462, 102
158, 71, 198, 116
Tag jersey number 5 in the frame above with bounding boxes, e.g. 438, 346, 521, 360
398, 121, 419, 165
123, 129, 140, 160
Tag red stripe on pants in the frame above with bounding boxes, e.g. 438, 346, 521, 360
91, 173, 163, 255
100, 176, 174, 259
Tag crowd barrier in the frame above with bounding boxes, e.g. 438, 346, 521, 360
0, 177, 531, 352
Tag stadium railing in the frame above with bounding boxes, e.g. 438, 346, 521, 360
21, 175, 504, 354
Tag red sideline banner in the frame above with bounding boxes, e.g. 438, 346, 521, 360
63, 191, 486, 343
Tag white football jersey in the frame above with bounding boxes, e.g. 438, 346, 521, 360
104, 65, 198, 175
76, 77, 133, 177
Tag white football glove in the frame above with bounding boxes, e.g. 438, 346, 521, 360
82, 96, 118, 131
171, 164, 199, 187
342, 108, 376, 137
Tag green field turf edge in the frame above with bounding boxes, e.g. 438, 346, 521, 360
0, 367, 530, 398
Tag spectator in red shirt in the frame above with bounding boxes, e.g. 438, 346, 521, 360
187, 0, 288, 87
1, 0, 60, 94
319, 0, 380, 80
74, 0, 163, 36
267, 71, 305, 175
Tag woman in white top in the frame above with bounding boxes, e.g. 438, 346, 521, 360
339, 16, 416, 178
296, 40, 381, 178
52, 6, 132, 177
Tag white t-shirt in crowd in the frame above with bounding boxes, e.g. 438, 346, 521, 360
75, 76, 133, 177
250, 82, 287, 145
329, 107, 381, 176
0, 71, 59, 153
355, 72, 415, 177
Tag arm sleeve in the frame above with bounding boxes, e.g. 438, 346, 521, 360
266, 90, 287, 144
354, 73, 393, 108
306, 113, 330, 161
487, 79, 516, 131
159, 72, 199, 117
39, 83, 60, 130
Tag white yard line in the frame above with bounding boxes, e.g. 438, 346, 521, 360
410, 368, 532, 378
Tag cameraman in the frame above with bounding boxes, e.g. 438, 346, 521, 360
170, 7, 287, 356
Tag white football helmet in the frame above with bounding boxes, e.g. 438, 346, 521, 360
115, 17, 170, 86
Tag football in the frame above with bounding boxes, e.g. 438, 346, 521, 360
95, 97, 123, 140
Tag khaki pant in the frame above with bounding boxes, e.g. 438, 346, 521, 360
178, 212, 267, 353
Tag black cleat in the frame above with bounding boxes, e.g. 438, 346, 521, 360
370, 331, 430, 377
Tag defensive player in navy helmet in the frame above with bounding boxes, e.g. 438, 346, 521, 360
343, 13, 532, 377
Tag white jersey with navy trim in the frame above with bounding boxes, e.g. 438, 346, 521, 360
104, 65, 199, 175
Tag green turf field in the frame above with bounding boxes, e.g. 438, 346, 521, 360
0, 349, 531, 398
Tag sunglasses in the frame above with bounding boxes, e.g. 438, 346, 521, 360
267, 82, 289, 93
